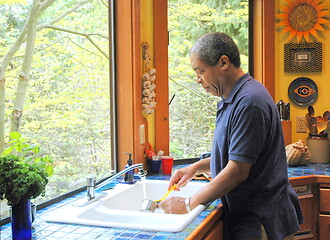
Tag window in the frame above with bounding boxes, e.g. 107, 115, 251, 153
0, 0, 113, 220
168, 0, 249, 158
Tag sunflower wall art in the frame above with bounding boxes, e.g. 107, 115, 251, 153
276, 0, 330, 43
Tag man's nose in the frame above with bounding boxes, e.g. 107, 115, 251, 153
196, 76, 202, 83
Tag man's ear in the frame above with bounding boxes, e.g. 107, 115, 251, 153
219, 55, 229, 68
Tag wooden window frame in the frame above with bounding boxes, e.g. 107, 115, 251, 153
114, 0, 275, 169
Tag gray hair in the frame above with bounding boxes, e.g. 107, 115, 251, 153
190, 32, 241, 68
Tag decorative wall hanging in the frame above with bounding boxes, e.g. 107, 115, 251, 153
284, 42, 322, 72
141, 42, 156, 115
288, 77, 318, 106
275, 0, 330, 43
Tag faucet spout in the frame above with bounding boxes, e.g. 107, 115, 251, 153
95, 163, 147, 190
78, 163, 147, 207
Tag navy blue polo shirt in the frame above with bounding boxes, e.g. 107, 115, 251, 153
210, 73, 303, 240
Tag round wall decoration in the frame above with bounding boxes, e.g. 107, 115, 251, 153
275, 0, 330, 43
288, 77, 318, 106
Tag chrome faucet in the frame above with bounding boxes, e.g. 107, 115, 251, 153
85, 163, 147, 203
95, 163, 147, 191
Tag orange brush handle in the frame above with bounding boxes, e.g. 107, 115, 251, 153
154, 184, 177, 202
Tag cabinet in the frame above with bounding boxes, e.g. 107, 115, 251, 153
319, 215, 330, 240
190, 176, 330, 240
292, 184, 317, 240
319, 185, 330, 240
319, 188, 330, 212
186, 206, 223, 240
203, 220, 223, 240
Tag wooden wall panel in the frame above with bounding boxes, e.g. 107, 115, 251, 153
115, 0, 146, 170
253, 1, 275, 99
154, 0, 169, 155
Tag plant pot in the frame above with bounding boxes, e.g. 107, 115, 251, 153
10, 199, 32, 240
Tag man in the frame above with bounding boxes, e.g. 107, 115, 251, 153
159, 32, 303, 240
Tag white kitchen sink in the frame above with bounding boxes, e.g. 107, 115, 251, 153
45, 179, 208, 232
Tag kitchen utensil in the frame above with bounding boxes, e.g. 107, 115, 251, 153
310, 117, 317, 135
276, 100, 290, 120
321, 121, 330, 134
140, 199, 158, 213
140, 184, 177, 212
323, 111, 330, 121
278, 100, 284, 120
284, 103, 290, 120
316, 117, 328, 133
304, 114, 312, 133
154, 184, 177, 202
308, 105, 315, 117
307, 134, 330, 164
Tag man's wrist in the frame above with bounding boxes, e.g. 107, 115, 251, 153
185, 197, 192, 212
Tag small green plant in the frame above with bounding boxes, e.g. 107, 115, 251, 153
0, 155, 48, 205
1, 132, 54, 177
0, 132, 54, 205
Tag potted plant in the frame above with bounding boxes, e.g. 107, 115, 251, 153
0, 132, 53, 240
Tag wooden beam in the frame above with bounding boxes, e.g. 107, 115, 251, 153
154, 0, 169, 155
253, 0, 275, 99
115, 0, 146, 170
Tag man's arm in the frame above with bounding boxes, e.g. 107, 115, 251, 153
190, 160, 252, 209
159, 160, 252, 214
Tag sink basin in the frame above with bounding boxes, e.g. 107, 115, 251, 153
45, 179, 208, 232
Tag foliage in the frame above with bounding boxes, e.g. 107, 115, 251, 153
0, 0, 111, 202
0, 155, 48, 205
0, 0, 249, 204
168, 0, 249, 158
1, 131, 54, 177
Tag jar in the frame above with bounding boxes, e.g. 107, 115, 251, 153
306, 133, 329, 164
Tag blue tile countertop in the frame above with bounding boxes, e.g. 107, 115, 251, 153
288, 163, 330, 177
1, 163, 330, 240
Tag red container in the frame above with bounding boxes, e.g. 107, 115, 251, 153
161, 156, 174, 175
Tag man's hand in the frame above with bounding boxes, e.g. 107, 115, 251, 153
168, 165, 196, 190
158, 196, 187, 214
167, 157, 211, 190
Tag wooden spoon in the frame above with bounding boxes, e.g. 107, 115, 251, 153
321, 121, 330, 134
310, 117, 318, 134
323, 111, 330, 121
304, 113, 312, 133
308, 105, 315, 117
316, 117, 327, 133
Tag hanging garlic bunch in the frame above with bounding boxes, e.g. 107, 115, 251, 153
141, 42, 156, 114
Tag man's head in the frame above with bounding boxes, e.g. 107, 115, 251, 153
190, 32, 243, 98
190, 32, 241, 68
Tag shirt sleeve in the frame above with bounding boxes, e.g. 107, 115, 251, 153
228, 105, 269, 164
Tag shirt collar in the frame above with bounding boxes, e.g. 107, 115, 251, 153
217, 73, 253, 112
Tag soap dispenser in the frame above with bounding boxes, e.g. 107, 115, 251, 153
124, 153, 135, 183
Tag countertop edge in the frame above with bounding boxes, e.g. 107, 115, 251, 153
188, 175, 330, 239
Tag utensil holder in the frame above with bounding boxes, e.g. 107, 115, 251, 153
306, 134, 329, 164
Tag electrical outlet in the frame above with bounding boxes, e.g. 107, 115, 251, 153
296, 116, 307, 133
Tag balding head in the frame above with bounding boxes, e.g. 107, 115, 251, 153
190, 32, 241, 68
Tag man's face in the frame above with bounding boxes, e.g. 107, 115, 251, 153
190, 53, 225, 97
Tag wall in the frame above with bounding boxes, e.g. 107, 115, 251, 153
141, 0, 156, 148
274, 0, 330, 144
